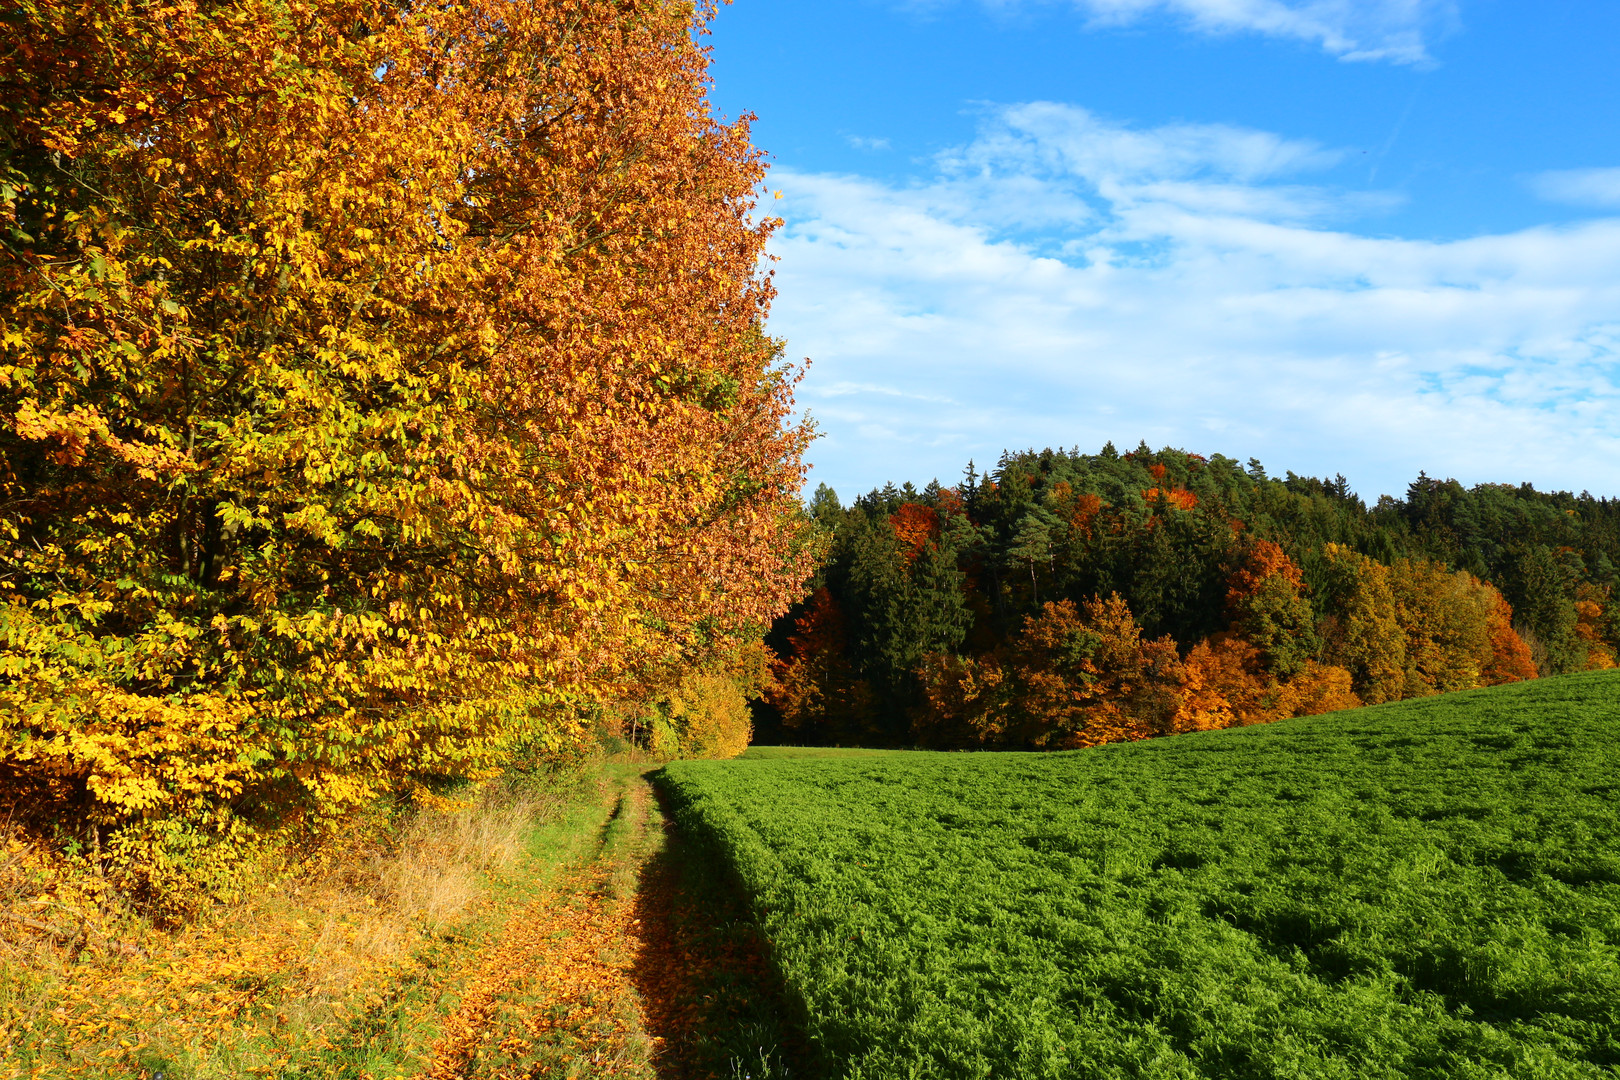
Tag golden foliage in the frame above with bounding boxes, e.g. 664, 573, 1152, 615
0, 0, 814, 857
1574, 585, 1617, 671
1387, 558, 1497, 695
1321, 544, 1540, 700
0, 776, 571, 1075
917, 595, 1184, 749
1320, 544, 1408, 704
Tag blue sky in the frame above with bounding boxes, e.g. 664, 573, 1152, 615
704, 0, 1620, 503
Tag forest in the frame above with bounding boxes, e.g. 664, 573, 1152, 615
764, 443, 1620, 748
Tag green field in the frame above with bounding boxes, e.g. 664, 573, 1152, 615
659, 671, 1620, 1079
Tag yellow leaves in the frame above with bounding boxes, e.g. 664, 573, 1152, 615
1, 0, 812, 876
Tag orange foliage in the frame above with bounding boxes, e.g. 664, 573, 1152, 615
1573, 587, 1617, 670
768, 589, 877, 739
1073, 493, 1104, 534
1141, 462, 1199, 512
1015, 596, 1185, 748
1174, 538, 1357, 728
1143, 488, 1199, 512
919, 588, 1359, 749
917, 595, 1182, 749
914, 651, 1009, 749
1175, 637, 1248, 732
783, 588, 844, 661
1177, 634, 1359, 731
1483, 594, 1542, 684
889, 503, 943, 566
1048, 481, 1104, 536
1226, 540, 1305, 608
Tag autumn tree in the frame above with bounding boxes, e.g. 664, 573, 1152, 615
1319, 544, 1407, 704
1482, 592, 1540, 685
0, 0, 814, 872
1573, 584, 1618, 670
917, 595, 1182, 749
890, 502, 942, 565
1175, 540, 1360, 731
768, 587, 878, 743
1225, 540, 1319, 678
621, 640, 773, 760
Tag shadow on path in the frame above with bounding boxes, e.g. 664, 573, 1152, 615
627, 778, 814, 1080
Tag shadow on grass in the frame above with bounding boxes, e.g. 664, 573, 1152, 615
629, 777, 816, 1080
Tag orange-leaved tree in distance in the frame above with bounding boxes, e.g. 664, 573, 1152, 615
768, 587, 879, 743
916, 595, 1183, 749
889, 502, 943, 566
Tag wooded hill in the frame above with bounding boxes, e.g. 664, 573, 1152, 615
765, 443, 1620, 748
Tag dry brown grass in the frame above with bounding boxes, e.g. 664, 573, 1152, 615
0, 773, 595, 1078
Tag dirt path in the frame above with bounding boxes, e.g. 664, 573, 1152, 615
422, 769, 802, 1080
626, 789, 806, 1080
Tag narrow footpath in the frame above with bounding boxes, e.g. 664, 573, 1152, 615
422, 768, 802, 1080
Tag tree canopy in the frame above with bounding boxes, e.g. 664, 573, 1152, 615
767, 445, 1616, 747
1, 0, 814, 871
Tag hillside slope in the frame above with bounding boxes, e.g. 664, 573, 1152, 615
662, 671, 1620, 1079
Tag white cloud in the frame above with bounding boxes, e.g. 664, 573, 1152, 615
1073, 0, 1451, 64
1529, 167, 1620, 209
846, 135, 893, 151
769, 105, 1620, 501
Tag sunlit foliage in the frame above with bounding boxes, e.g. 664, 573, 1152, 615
766, 444, 1618, 749
0, 0, 813, 885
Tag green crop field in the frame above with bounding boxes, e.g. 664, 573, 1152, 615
659, 671, 1620, 1080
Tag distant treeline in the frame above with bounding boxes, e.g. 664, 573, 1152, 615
762, 442, 1620, 748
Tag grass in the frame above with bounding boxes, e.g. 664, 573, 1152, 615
740, 748, 920, 760
0, 755, 816, 1079
0, 764, 619, 1078
659, 670, 1620, 1080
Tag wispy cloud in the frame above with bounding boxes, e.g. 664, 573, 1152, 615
769, 105, 1620, 499
846, 135, 893, 151
1088, 0, 1451, 64
1529, 167, 1620, 208
952, 0, 1455, 64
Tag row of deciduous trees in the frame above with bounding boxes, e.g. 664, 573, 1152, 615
767, 445, 1618, 748
1, 0, 812, 901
